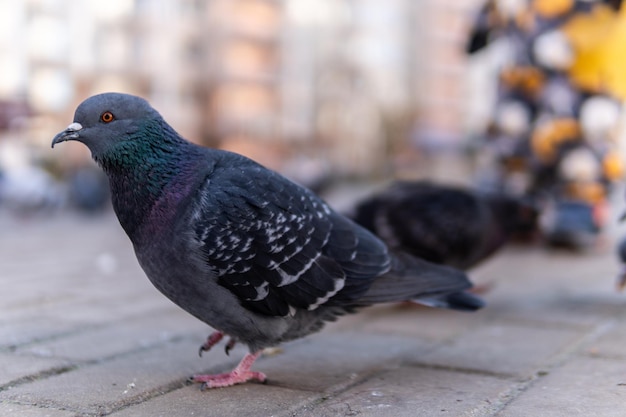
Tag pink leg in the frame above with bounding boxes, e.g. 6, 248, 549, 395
198, 331, 224, 357
198, 331, 238, 356
192, 351, 266, 389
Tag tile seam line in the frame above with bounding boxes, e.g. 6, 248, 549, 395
467, 318, 618, 417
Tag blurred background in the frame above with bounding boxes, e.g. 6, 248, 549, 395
0, 0, 625, 252
0, 0, 492, 212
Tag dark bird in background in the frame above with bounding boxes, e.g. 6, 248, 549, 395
67, 165, 110, 213
350, 181, 539, 271
465, 0, 498, 55
542, 199, 601, 249
617, 236, 626, 291
51, 93, 483, 389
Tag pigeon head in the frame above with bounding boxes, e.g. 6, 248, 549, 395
52, 93, 195, 237
51, 93, 171, 166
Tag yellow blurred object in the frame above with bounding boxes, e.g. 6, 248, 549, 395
532, 0, 574, 18
503, 156, 527, 172
602, 150, 625, 180
565, 181, 606, 204
500, 66, 545, 97
531, 118, 581, 162
563, 5, 626, 99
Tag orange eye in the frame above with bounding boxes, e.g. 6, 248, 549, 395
100, 111, 115, 123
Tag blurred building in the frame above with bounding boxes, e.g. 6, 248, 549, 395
0, 0, 484, 181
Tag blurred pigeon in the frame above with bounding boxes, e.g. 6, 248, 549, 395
67, 165, 110, 213
542, 200, 599, 249
51, 93, 483, 389
465, 0, 497, 54
616, 235, 626, 291
350, 181, 538, 270
0, 165, 63, 213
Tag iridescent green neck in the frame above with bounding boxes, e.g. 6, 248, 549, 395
96, 119, 192, 237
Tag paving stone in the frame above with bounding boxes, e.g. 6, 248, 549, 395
586, 321, 626, 360
255, 331, 435, 393
2, 337, 243, 415
40, 293, 175, 325
415, 322, 585, 377
348, 304, 487, 342
499, 356, 626, 417
0, 316, 87, 349
17, 308, 208, 362
0, 352, 70, 387
0, 402, 76, 417
474, 247, 622, 328
2, 206, 626, 416
294, 365, 514, 417
108, 383, 313, 417
482, 289, 625, 328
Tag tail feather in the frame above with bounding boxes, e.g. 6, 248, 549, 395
413, 291, 484, 311
356, 251, 484, 311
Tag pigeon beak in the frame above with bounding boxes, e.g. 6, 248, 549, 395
51, 122, 83, 148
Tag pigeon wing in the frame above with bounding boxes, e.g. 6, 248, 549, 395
189, 156, 389, 317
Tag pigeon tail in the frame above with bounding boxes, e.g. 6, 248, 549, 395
355, 251, 483, 309
412, 291, 485, 311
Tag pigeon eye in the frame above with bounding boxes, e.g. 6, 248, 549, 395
100, 111, 115, 123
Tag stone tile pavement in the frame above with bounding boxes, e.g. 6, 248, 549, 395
1, 208, 626, 417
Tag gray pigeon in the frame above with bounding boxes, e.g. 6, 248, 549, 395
51, 93, 483, 389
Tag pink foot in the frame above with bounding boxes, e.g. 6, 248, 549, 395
192, 352, 266, 389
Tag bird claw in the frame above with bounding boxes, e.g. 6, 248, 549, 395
198, 332, 238, 357
198, 331, 224, 357
224, 338, 237, 356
